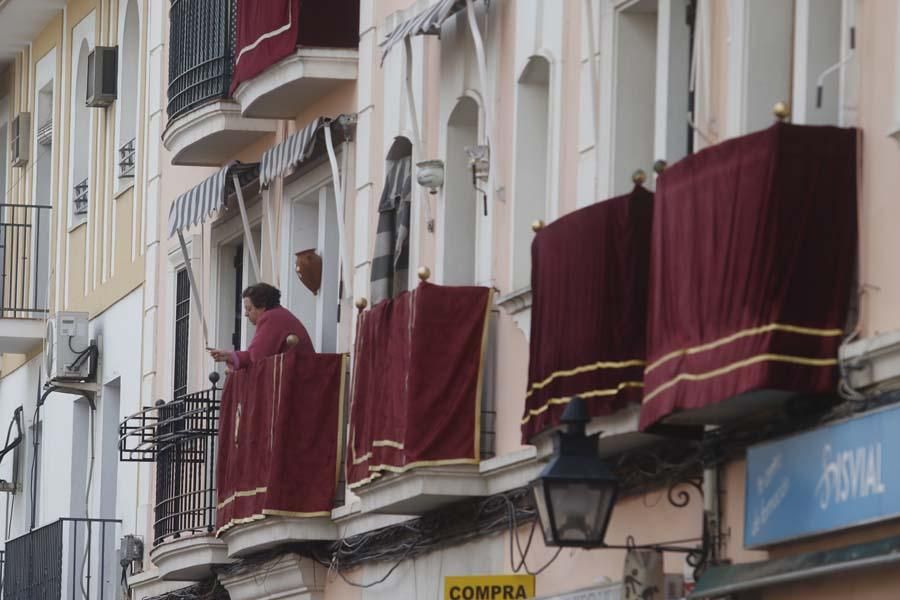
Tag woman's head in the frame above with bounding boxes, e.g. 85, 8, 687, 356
242, 283, 281, 325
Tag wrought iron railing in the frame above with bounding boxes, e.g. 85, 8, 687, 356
0, 203, 51, 319
2, 518, 121, 600
73, 179, 89, 216
118, 138, 136, 178
153, 379, 220, 546
166, 0, 237, 122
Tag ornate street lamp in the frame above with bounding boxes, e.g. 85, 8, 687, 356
531, 396, 619, 548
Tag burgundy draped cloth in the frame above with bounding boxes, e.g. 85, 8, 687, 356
230, 0, 360, 93
347, 282, 491, 488
216, 349, 346, 534
522, 187, 653, 442
640, 123, 857, 431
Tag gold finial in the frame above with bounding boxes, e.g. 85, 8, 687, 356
773, 101, 790, 122
285, 334, 300, 347
632, 169, 647, 186
531, 219, 545, 233
653, 160, 667, 175
355, 297, 368, 311
417, 266, 431, 281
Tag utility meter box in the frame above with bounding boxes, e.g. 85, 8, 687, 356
45, 312, 92, 381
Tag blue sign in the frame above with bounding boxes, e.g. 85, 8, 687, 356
745, 404, 900, 548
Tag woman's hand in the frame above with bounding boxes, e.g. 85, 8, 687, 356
208, 348, 233, 364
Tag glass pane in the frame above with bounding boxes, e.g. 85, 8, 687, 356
532, 482, 555, 543
549, 481, 614, 544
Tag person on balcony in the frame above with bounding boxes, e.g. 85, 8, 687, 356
208, 283, 313, 369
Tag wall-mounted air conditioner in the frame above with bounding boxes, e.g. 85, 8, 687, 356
86, 46, 118, 108
45, 311, 93, 382
9, 112, 30, 168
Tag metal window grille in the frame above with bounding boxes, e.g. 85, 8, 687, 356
73, 179, 89, 216
119, 138, 136, 178
173, 268, 191, 399
166, 0, 237, 121
0, 203, 52, 319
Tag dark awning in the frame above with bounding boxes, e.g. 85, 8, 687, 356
690, 535, 900, 598
379, 0, 466, 63
167, 162, 260, 238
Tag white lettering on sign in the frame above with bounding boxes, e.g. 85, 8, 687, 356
815, 443, 886, 510
750, 452, 790, 537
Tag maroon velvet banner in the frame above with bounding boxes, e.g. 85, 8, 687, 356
230, 0, 360, 93
347, 282, 491, 488
640, 123, 857, 430
216, 349, 346, 534
231, 0, 299, 93
522, 187, 653, 442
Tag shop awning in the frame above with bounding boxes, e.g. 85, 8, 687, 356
166, 162, 260, 238
640, 123, 857, 431
522, 186, 653, 442
380, 0, 466, 62
690, 535, 900, 598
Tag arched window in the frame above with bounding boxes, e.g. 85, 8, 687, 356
71, 40, 92, 223
511, 56, 550, 291
441, 97, 480, 286
117, 0, 139, 181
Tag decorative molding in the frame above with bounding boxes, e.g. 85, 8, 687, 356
161, 100, 277, 166
148, 535, 232, 581
840, 330, 900, 392
219, 553, 326, 600
496, 286, 532, 340
233, 48, 359, 119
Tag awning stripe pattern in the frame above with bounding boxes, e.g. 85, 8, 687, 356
379, 0, 466, 63
259, 117, 324, 188
167, 162, 260, 238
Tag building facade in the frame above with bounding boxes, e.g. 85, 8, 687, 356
1, 1, 900, 599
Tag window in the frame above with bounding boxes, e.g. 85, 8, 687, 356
607, 0, 692, 196
511, 56, 550, 291
441, 97, 480, 286
173, 268, 190, 398
283, 164, 341, 353
117, 0, 139, 182
71, 40, 92, 223
215, 227, 261, 356
792, 0, 847, 125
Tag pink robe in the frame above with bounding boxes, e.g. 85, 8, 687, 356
232, 306, 314, 369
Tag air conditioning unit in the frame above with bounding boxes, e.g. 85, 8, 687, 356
86, 46, 118, 108
45, 312, 93, 382
9, 112, 30, 168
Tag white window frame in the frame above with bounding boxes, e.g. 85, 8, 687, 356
280, 159, 341, 353
67, 12, 96, 230
167, 237, 197, 398
114, 0, 142, 194
210, 203, 263, 358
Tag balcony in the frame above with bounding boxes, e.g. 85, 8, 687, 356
347, 282, 498, 515
120, 380, 230, 580
2, 517, 121, 600
162, 0, 275, 166
118, 138, 135, 179
232, 1, 360, 119
0, 203, 51, 354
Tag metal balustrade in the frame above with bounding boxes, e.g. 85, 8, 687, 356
166, 0, 237, 121
73, 179, 88, 216
2, 518, 121, 600
0, 203, 51, 319
118, 138, 136, 178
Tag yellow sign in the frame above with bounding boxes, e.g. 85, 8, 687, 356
444, 575, 536, 600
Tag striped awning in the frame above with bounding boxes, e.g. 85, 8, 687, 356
259, 115, 356, 188
380, 0, 467, 63
167, 162, 259, 238
259, 118, 324, 188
